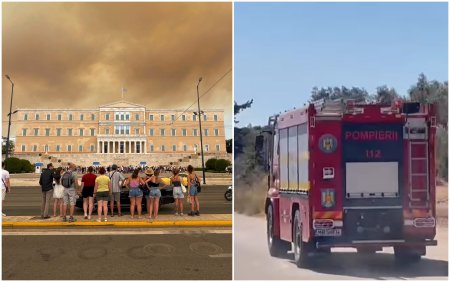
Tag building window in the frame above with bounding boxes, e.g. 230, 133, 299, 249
69, 114, 73, 121
193, 129, 198, 136
46, 114, 51, 120
149, 129, 154, 136
160, 114, 165, 121
56, 145, 60, 152
57, 114, 62, 121
22, 129, 27, 136
136, 114, 139, 121
183, 144, 187, 152
21, 145, 26, 152
135, 128, 139, 135
35, 114, 40, 120
216, 144, 221, 152
149, 114, 154, 121
115, 126, 119, 134
126, 126, 130, 135
172, 145, 177, 152
182, 115, 186, 121
68, 128, 73, 136
90, 128, 95, 136
160, 129, 165, 136
33, 145, 37, 152
56, 128, 61, 136
205, 144, 209, 152
24, 114, 28, 121
214, 114, 218, 121
171, 114, 175, 121
106, 113, 110, 121
45, 128, 50, 136
215, 129, 219, 136
34, 128, 39, 136
125, 113, 129, 121
193, 114, 197, 121
90, 145, 95, 152
119, 142, 124, 153
44, 145, 49, 153
150, 145, 154, 152
79, 128, 84, 137
182, 129, 187, 136
91, 114, 95, 121
161, 145, 165, 152
67, 145, 72, 152
204, 114, 207, 121
79, 145, 83, 152
194, 144, 198, 152
80, 114, 84, 121
106, 128, 110, 135
204, 129, 209, 136
171, 129, 176, 136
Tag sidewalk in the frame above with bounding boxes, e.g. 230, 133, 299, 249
2, 214, 232, 228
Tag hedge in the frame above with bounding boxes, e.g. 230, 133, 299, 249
205, 158, 217, 171
215, 159, 231, 172
4, 157, 34, 173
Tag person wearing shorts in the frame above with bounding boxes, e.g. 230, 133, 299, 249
187, 165, 201, 216
108, 164, 125, 217
145, 168, 167, 220
124, 169, 145, 219
93, 167, 111, 222
81, 166, 97, 220
62, 163, 79, 223
171, 168, 184, 216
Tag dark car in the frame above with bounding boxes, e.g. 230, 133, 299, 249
75, 186, 175, 212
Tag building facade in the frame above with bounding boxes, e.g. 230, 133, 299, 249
14, 101, 226, 163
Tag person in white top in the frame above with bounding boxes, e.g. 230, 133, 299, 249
2, 161, 11, 217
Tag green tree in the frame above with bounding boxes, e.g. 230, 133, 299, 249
226, 139, 232, 153
310, 86, 369, 102
2, 140, 14, 155
373, 85, 400, 104
234, 99, 253, 123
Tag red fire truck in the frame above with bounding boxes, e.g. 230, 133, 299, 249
256, 99, 438, 267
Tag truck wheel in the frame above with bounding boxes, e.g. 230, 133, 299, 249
293, 210, 312, 268
394, 247, 422, 263
267, 204, 290, 257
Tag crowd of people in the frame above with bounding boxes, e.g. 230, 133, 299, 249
1, 161, 202, 221
70, 165, 189, 175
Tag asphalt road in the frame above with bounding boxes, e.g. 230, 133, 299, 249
2, 185, 231, 216
3, 227, 232, 280
234, 213, 448, 280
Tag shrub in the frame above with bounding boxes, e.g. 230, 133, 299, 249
215, 159, 231, 172
205, 158, 217, 171
4, 157, 33, 173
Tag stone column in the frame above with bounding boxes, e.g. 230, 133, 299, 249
133, 141, 137, 154
113, 141, 116, 154
97, 141, 100, 153
144, 141, 147, 154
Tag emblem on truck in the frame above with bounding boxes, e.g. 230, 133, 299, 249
319, 134, 337, 154
321, 189, 336, 208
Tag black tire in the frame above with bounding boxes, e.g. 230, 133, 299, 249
293, 210, 312, 268
224, 190, 232, 201
394, 247, 422, 263
267, 204, 290, 257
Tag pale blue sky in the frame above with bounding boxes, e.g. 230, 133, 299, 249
234, 2, 448, 127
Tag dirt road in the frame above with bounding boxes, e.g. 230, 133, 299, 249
234, 213, 448, 280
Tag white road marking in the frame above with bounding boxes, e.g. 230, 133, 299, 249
2, 229, 232, 236
209, 253, 232, 258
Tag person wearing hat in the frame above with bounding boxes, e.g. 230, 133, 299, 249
108, 164, 125, 217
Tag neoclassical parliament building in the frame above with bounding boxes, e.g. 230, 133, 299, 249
14, 100, 227, 166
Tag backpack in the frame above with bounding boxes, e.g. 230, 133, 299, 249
61, 171, 73, 188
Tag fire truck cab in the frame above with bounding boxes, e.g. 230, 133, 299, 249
256, 99, 438, 267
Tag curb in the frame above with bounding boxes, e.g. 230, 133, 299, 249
2, 220, 232, 228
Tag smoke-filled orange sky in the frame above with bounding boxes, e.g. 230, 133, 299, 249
2, 2, 232, 138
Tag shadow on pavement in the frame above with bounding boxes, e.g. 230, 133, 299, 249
283, 252, 448, 279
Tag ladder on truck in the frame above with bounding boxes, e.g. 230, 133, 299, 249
405, 118, 430, 209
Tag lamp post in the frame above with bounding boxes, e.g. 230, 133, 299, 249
196, 77, 206, 184
5, 75, 14, 160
